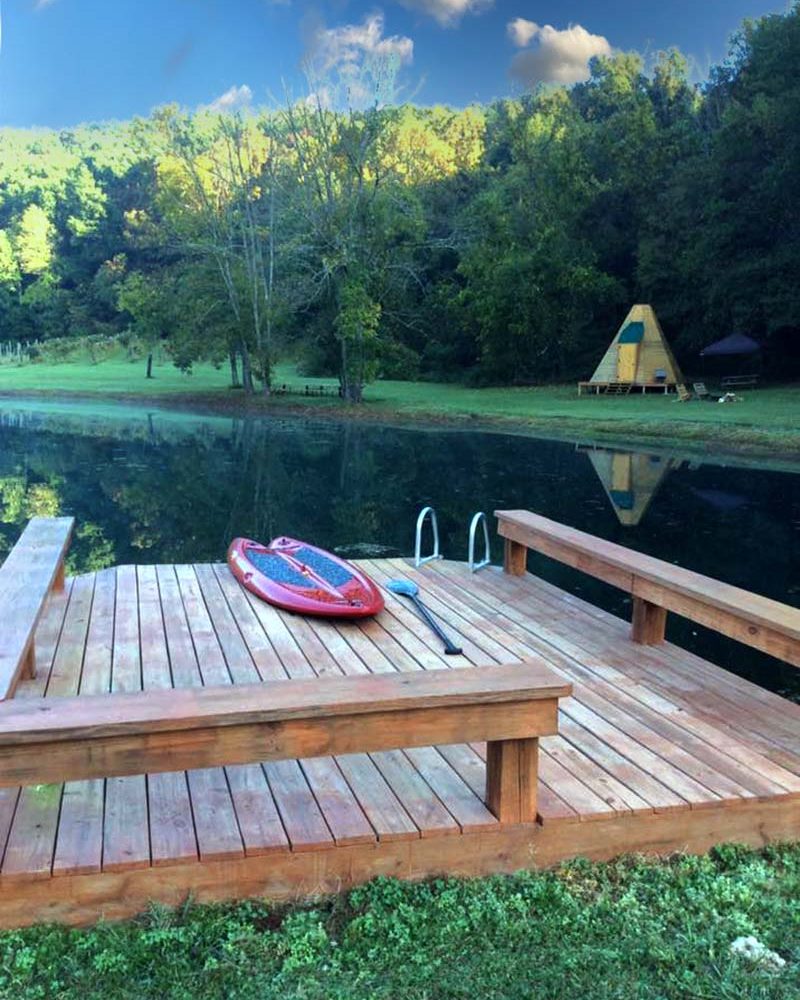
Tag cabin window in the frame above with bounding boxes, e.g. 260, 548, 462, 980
618, 322, 645, 344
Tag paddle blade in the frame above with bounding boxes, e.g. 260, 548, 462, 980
386, 579, 419, 597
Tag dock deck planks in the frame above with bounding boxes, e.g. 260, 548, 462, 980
2, 557, 800, 926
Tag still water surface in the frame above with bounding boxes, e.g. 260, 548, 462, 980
1, 400, 798, 697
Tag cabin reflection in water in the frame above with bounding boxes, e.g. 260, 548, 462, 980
578, 446, 681, 526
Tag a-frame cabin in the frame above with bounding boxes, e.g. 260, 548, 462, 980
579, 305, 684, 394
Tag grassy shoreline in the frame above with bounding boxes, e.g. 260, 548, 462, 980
2, 846, 799, 999
0, 358, 798, 460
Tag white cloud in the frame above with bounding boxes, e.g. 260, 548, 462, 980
34, 0, 58, 9
305, 13, 413, 80
208, 84, 253, 113
397, 0, 493, 28
508, 22, 612, 87
507, 17, 537, 48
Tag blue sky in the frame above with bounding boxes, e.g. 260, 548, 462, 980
0, 0, 790, 127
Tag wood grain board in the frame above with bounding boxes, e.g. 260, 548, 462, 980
0, 516, 74, 700
1, 555, 800, 928
495, 509, 800, 665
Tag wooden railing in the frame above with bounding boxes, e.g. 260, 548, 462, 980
496, 509, 800, 668
0, 516, 74, 700
0, 660, 571, 825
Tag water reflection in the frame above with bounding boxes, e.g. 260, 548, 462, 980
691, 488, 750, 513
0, 401, 798, 697
578, 445, 681, 526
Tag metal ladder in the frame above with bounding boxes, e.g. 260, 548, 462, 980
413, 507, 491, 572
468, 511, 491, 572
414, 506, 442, 568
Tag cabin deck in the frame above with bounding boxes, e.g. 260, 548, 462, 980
577, 380, 677, 395
2, 556, 800, 927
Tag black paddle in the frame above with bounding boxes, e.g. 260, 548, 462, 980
386, 579, 463, 656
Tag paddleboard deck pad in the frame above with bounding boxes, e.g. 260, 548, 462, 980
227, 536, 385, 618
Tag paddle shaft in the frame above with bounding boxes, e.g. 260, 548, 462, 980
406, 593, 463, 656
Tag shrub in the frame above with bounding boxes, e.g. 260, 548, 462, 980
29, 334, 146, 365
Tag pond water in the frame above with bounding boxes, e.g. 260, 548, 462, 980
1, 399, 798, 699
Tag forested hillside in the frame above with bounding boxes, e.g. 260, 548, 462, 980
0, 4, 797, 399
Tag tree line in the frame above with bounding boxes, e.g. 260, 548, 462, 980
0, 4, 797, 399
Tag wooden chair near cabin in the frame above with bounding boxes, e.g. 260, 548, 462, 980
692, 381, 721, 401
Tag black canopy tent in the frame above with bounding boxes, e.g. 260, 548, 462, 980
699, 332, 762, 385
700, 333, 761, 357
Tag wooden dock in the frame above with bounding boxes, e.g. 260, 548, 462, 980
1, 512, 799, 927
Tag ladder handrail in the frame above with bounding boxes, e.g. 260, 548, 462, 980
414, 506, 442, 568
468, 511, 491, 572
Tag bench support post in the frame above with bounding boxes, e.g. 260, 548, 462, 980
23, 641, 36, 680
503, 539, 527, 577
631, 597, 667, 645
485, 737, 538, 823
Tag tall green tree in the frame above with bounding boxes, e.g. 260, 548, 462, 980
0, 2, 798, 381
14, 204, 55, 278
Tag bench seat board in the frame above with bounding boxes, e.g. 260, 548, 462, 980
0, 680, 563, 788
496, 510, 800, 662
0, 517, 74, 701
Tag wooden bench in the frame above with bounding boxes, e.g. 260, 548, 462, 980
0, 660, 571, 824
722, 375, 759, 390
496, 509, 800, 668
0, 516, 74, 701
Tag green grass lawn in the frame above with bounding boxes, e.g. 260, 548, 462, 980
0, 356, 797, 455
367, 380, 800, 447
0, 356, 262, 395
2, 847, 799, 999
